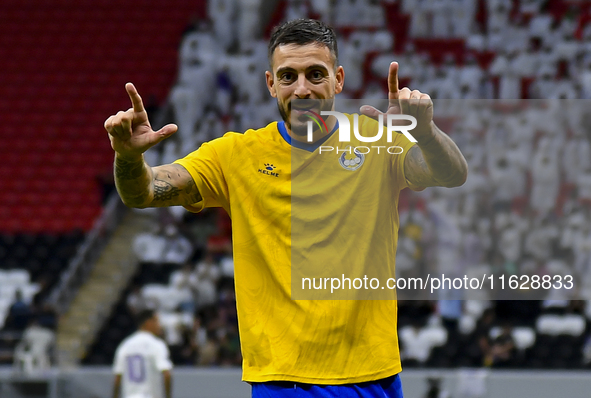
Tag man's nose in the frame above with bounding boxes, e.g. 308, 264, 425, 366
294, 74, 311, 99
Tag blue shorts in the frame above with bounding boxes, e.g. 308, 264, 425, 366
251, 374, 403, 398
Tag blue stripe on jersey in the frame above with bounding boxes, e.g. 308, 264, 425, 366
277, 121, 339, 152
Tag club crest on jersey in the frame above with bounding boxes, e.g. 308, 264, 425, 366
338, 146, 365, 171
258, 163, 280, 177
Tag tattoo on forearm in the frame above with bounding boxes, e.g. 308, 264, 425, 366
405, 146, 433, 187
114, 156, 202, 207
152, 165, 203, 205
153, 180, 181, 202
115, 157, 146, 180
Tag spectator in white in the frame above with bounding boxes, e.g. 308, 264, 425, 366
373, 43, 421, 87
362, 0, 386, 28
428, 191, 463, 275
208, 0, 236, 51
406, 0, 431, 37
219, 249, 235, 279
427, 67, 458, 100
133, 226, 167, 264
310, 0, 331, 23
487, 1, 510, 40
113, 309, 172, 398
527, 101, 563, 141
489, 49, 522, 99
504, 115, 534, 170
451, 0, 477, 37
162, 225, 193, 266
13, 318, 55, 373
562, 135, 591, 185
461, 219, 487, 270
339, 35, 365, 93
192, 253, 221, 309
488, 156, 525, 211
236, 0, 260, 51
231, 53, 265, 105
285, 0, 310, 22
498, 218, 523, 263
554, 74, 579, 99
169, 263, 197, 313
559, 210, 586, 253
369, 29, 393, 52
512, 43, 539, 79
524, 218, 559, 261
169, 85, 201, 150
399, 321, 447, 365
530, 138, 560, 216
431, 0, 453, 38
455, 162, 488, 220
579, 59, 591, 99
174, 29, 217, 144
127, 285, 149, 315
459, 54, 484, 98
528, 10, 554, 44
334, 0, 356, 27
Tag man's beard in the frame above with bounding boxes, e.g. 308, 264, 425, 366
277, 99, 334, 138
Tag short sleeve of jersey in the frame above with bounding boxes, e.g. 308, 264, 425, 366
173, 134, 234, 213
113, 345, 125, 374
154, 340, 173, 371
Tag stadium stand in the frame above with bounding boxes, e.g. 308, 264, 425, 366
83, 0, 591, 370
4, 0, 591, 372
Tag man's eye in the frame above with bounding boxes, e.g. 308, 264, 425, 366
281, 73, 294, 81
311, 71, 324, 80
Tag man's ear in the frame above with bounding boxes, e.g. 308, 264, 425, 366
265, 71, 277, 98
334, 66, 345, 95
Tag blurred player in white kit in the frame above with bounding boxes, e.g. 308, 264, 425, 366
112, 309, 173, 398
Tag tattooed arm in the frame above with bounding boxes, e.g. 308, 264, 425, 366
114, 154, 202, 208
105, 83, 201, 208
404, 122, 468, 189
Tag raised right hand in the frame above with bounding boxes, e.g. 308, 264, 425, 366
104, 83, 178, 159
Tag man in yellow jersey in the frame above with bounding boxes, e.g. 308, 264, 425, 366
105, 19, 467, 398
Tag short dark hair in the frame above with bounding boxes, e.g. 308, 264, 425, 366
268, 19, 338, 68
135, 309, 156, 327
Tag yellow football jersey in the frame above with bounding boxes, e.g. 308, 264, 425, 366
174, 114, 417, 384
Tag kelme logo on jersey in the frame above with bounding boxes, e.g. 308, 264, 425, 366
338, 146, 365, 171
258, 163, 280, 177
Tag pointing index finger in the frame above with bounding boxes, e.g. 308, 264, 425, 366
388, 62, 399, 100
125, 82, 145, 113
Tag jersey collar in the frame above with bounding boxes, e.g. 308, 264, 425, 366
277, 120, 339, 152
